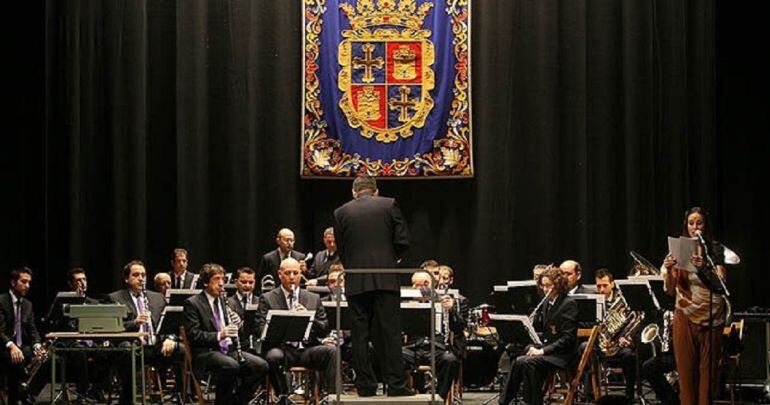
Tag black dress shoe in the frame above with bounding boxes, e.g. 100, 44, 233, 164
357, 388, 377, 397
386, 386, 414, 396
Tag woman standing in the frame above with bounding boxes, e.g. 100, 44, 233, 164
662, 207, 728, 405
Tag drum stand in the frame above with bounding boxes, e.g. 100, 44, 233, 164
481, 371, 508, 405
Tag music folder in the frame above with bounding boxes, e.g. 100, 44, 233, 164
400, 302, 441, 338
495, 280, 540, 315
488, 314, 541, 346
570, 293, 606, 325
615, 279, 660, 313
260, 310, 315, 343
156, 306, 184, 336
166, 289, 201, 306
629, 275, 674, 311
323, 301, 352, 330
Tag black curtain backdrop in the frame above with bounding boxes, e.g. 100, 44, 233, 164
5, 1, 769, 318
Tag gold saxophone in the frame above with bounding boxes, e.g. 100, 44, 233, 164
598, 295, 644, 357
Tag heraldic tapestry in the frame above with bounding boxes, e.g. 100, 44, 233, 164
302, 0, 473, 178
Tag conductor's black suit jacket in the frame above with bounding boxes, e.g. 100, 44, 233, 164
333, 192, 410, 296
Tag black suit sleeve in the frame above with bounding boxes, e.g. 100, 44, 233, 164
391, 200, 410, 259
183, 298, 220, 347
310, 295, 329, 341
0, 299, 12, 347
542, 300, 578, 356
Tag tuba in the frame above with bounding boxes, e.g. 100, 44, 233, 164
598, 294, 644, 357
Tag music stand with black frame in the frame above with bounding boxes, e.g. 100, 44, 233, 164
260, 309, 315, 403
483, 314, 542, 405
166, 289, 201, 306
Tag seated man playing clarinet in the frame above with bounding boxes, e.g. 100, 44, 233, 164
499, 266, 578, 405
108, 260, 186, 405
256, 258, 337, 404
183, 263, 268, 405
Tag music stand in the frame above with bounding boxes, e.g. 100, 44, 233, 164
400, 302, 441, 338
45, 291, 87, 330
629, 275, 674, 311
167, 289, 201, 306
243, 303, 259, 350
615, 279, 660, 313
496, 281, 540, 315
571, 294, 606, 326
488, 314, 541, 346
322, 301, 352, 330
260, 310, 315, 343
156, 306, 184, 336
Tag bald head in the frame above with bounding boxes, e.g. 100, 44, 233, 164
276, 228, 296, 253
559, 260, 582, 289
279, 258, 302, 290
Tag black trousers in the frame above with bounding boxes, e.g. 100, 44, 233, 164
193, 349, 268, 405
499, 355, 558, 405
348, 290, 407, 393
405, 349, 461, 399
0, 345, 45, 403
264, 344, 336, 396
117, 342, 185, 404
642, 352, 678, 405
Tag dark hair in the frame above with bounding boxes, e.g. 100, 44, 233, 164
199, 263, 226, 285
123, 260, 145, 278
539, 267, 569, 295
171, 248, 188, 260
235, 267, 255, 279
352, 175, 377, 193
329, 261, 344, 274
10, 266, 33, 283
68, 267, 86, 282
682, 206, 712, 239
594, 268, 614, 282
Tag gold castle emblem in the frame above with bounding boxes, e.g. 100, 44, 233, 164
392, 45, 417, 80
356, 86, 382, 121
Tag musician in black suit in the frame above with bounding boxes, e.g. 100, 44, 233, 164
183, 263, 268, 405
227, 267, 258, 352
256, 258, 336, 400
170, 248, 198, 289
333, 175, 411, 397
108, 260, 185, 404
308, 227, 338, 281
258, 228, 307, 282
500, 267, 578, 405
560, 260, 596, 295
0, 266, 45, 405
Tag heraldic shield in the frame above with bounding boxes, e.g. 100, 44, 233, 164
338, 0, 435, 144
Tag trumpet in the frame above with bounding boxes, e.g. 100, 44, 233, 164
221, 296, 245, 363
20, 340, 54, 394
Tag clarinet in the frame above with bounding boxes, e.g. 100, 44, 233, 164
140, 281, 155, 345
438, 284, 451, 348
221, 296, 245, 363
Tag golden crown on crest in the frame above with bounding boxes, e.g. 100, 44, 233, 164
340, 0, 433, 31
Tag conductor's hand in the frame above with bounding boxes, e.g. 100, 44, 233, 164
526, 347, 544, 356
134, 312, 150, 327
441, 296, 455, 311
161, 338, 177, 357
8, 344, 25, 364
663, 254, 677, 270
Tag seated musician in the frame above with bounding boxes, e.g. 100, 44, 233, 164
226, 267, 259, 352
0, 266, 46, 405
594, 268, 637, 400
403, 264, 467, 400
256, 258, 337, 403
108, 260, 186, 404
499, 266, 578, 405
154, 272, 172, 296
183, 263, 268, 405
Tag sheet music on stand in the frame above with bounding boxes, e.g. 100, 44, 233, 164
570, 294, 606, 324
615, 279, 660, 313
488, 314, 541, 346
156, 306, 184, 336
166, 289, 201, 306
260, 310, 315, 343
494, 280, 540, 315
629, 275, 674, 311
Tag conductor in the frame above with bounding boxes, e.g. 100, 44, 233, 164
333, 175, 411, 397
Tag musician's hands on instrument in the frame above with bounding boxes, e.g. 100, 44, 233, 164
9, 344, 25, 364
441, 296, 455, 310
526, 346, 543, 356
161, 338, 177, 357
223, 324, 239, 338
663, 254, 677, 270
295, 303, 308, 311
619, 336, 633, 347
134, 312, 151, 327
33, 344, 46, 358
306, 279, 318, 287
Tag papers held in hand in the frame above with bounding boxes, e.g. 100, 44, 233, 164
667, 236, 700, 273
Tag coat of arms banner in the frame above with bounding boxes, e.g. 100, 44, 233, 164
302, 0, 473, 178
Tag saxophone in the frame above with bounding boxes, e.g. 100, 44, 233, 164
598, 294, 644, 357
